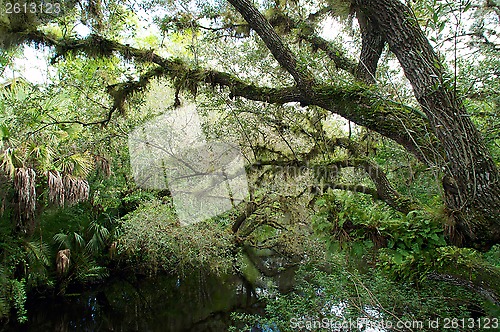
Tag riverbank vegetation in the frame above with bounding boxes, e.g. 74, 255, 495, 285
1, 0, 499, 330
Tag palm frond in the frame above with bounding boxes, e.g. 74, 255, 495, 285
69, 153, 94, 178
85, 221, 110, 255
76, 263, 109, 283
24, 240, 51, 283
28, 144, 52, 170
73, 231, 86, 250
85, 233, 103, 255
53, 233, 70, 249
55, 155, 75, 174
1, 148, 22, 177
23, 240, 50, 267
89, 220, 110, 240
55, 152, 94, 177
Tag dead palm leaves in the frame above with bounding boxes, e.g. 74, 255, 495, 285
14, 167, 36, 233
8, 167, 91, 234
63, 175, 89, 206
48, 152, 98, 206
56, 249, 70, 275
47, 170, 89, 207
47, 170, 65, 206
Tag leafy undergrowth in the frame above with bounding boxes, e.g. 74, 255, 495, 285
230, 192, 500, 331
312, 192, 500, 287
116, 199, 235, 276
231, 258, 489, 332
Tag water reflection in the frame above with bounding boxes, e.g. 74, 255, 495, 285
6, 271, 263, 332
3, 248, 304, 332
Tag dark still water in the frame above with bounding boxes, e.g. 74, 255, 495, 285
4, 271, 264, 332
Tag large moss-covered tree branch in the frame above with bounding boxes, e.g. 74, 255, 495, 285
24, 31, 440, 166
227, 0, 315, 89
225, 0, 500, 248
296, 25, 357, 76
159, 3, 357, 75
25, 30, 440, 164
353, 9, 385, 83
222, 0, 442, 165
310, 85, 442, 165
256, 7, 358, 75
251, 155, 418, 214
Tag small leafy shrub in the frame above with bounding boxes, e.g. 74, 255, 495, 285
52, 221, 112, 286
0, 233, 50, 323
377, 210, 447, 282
117, 199, 234, 276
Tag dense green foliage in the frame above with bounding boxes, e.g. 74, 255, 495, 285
232, 260, 486, 331
0, 0, 499, 329
118, 199, 235, 276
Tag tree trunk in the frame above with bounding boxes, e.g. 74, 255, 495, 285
355, 0, 500, 249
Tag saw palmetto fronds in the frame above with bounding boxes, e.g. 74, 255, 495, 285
23, 240, 50, 270
53, 232, 86, 251
28, 143, 52, 171
85, 220, 110, 256
1, 148, 22, 178
56, 153, 94, 178
70, 153, 94, 178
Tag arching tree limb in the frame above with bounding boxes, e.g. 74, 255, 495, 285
227, 0, 315, 90
354, 10, 385, 83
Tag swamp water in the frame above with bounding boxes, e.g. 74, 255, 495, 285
5, 273, 260, 332
4, 253, 297, 331
2, 250, 392, 332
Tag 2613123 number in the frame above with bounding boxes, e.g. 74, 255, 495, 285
4, 2, 61, 15
443, 317, 499, 329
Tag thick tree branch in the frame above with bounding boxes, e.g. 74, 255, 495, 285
312, 183, 379, 198
24, 31, 440, 166
355, 0, 500, 248
311, 85, 441, 165
354, 10, 385, 83
232, 201, 258, 233
296, 23, 357, 75
263, 8, 357, 75
164, 6, 357, 75
253, 156, 417, 214
226, 0, 315, 90
324, 158, 417, 214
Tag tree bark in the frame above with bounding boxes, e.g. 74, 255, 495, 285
355, 0, 500, 249
355, 10, 385, 83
